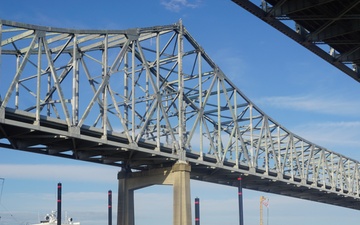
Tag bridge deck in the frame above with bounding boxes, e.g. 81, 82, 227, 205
2, 108, 360, 210
232, 0, 360, 82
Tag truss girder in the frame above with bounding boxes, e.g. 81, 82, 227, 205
1, 19, 360, 208
232, 0, 360, 82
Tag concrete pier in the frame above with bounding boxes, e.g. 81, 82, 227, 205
117, 162, 191, 225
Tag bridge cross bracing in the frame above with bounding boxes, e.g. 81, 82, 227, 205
232, 0, 360, 82
0, 19, 360, 210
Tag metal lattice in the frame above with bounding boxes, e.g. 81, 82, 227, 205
1, 19, 360, 208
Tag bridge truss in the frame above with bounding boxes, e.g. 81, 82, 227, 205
1, 19, 360, 209
232, 0, 360, 82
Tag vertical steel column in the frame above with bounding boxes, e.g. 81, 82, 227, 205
108, 190, 112, 225
124, 51, 129, 131
195, 197, 200, 225
198, 51, 203, 158
47, 57, 51, 116
156, 33, 161, 150
102, 34, 108, 136
131, 41, 136, 140
238, 177, 244, 225
250, 104, 254, 168
57, 183, 62, 225
177, 19, 186, 162
72, 34, 79, 126
35, 35, 42, 125
15, 55, 20, 109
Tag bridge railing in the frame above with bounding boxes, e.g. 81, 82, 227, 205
0, 19, 359, 198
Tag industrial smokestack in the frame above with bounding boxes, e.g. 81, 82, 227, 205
108, 190, 112, 225
195, 197, 200, 225
57, 183, 62, 225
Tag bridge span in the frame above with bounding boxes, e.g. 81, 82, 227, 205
1, 19, 360, 224
232, 0, 360, 82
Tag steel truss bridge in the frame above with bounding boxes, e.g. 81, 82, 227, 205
1, 19, 360, 210
232, 0, 360, 82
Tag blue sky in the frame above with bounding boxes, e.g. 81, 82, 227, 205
1, 1, 360, 225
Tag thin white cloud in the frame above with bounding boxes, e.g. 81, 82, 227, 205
161, 0, 202, 12
213, 47, 247, 81
256, 93, 360, 155
254, 92, 360, 159
293, 121, 360, 157
258, 94, 360, 116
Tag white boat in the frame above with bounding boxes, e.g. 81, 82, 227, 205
32, 211, 80, 225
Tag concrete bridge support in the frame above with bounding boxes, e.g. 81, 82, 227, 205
117, 162, 192, 225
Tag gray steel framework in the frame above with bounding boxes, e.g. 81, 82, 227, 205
232, 0, 360, 82
1, 19, 360, 209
